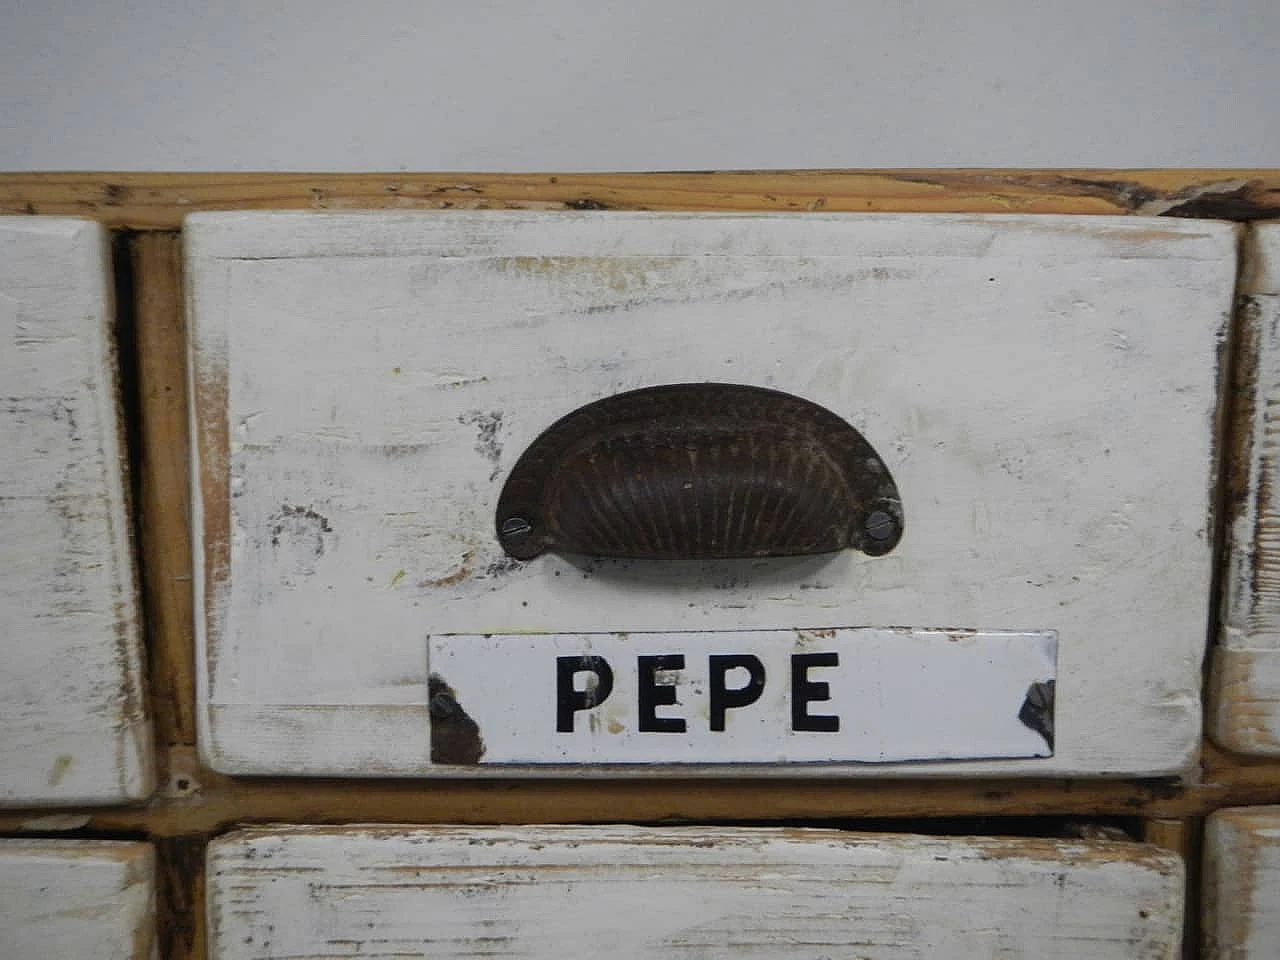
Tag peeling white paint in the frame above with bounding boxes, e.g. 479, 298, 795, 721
187, 211, 1234, 777
0, 839, 155, 959
1212, 225, 1280, 754
0, 218, 151, 806
207, 825, 1184, 960
1205, 806, 1280, 958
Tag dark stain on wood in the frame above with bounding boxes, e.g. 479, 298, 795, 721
1122, 778, 1185, 807
883, 172, 1280, 220
269, 504, 332, 549
481, 556, 525, 580
1039, 175, 1164, 210
101, 183, 129, 205
566, 198, 610, 210
1228, 297, 1265, 619
459, 410, 504, 482
154, 835, 206, 960
1160, 181, 1280, 220
108, 231, 149, 761
1202, 280, 1242, 690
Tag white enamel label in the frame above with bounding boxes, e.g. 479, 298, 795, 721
428, 628, 1056, 765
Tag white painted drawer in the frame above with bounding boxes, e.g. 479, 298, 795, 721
187, 211, 1235, 777
206, 825, 1183, 959
0, 217, 151, 805
1205, 806, 1280, 958
0, 839, 154, 959
1212, 224, 1280, 755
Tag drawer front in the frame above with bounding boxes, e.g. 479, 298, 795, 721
1205, 805, 1280, 958
0, 839, 154, 959
207, 825, 1183, 959
1213, 224, 1280, 754
0, 217, 151, 805
187, 211, 1235, 777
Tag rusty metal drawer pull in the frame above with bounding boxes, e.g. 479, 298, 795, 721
495, 383, 903, 561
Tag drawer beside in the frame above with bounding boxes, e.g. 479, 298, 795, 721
0, 839, 155, 959
1213, 224, 1280, 755
1204, 805, 1280, 958
0, 217, 151, 805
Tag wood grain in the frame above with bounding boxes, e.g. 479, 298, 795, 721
207, 825, 1184, 959
0, 700, 1277, 839
1204, 805, 1280, 958
0, 217, 152, 805
0, 747, 1245, 838
132, 232, 196, 748
1, 170, 1278, 230
0, 839, 155, 960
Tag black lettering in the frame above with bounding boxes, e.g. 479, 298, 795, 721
708, 654, 766, 731
791, 652, 839, 732
638, 654, 686, 733
556, 656, 614, 732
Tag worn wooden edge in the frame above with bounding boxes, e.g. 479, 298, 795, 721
0, 219, 154, 806
1143, 817, 1203, 960
182, 225, 230, 775
1217, 282, 1264, 646
1211, 226, 1280, 764
0, 839, 158, 960
91, 219, 157, 805
154, 834, 205, 960
0, 742, 1275, 838
1202, 805, 1280, 959
132, 233, 196, 749
205, 826, 1186, 960
1144, 817, 1196, 856
1209, 648, 1280, 755
0, 170, 1278, 229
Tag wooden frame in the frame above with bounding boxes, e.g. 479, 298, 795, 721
0, 169, 1278, 828
0, 218, 152, 806
3, 171, 1279, 229
3, 170, 1280, 960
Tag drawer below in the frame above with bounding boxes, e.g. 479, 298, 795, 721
207, 825, 1183, 959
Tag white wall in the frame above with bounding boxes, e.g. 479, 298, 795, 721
1, 0, 1276, 171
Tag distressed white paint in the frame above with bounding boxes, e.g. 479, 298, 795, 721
207, 825, 1184, 960
187, 211, 1235, 777
0, 217, 151, 805
431, 629, 1055, 764
1212, 225, 1280, 755
1204, 806, 1280, 958
0, 839, 155, 959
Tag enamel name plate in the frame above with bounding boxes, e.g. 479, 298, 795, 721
426, 628, 1056, 766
